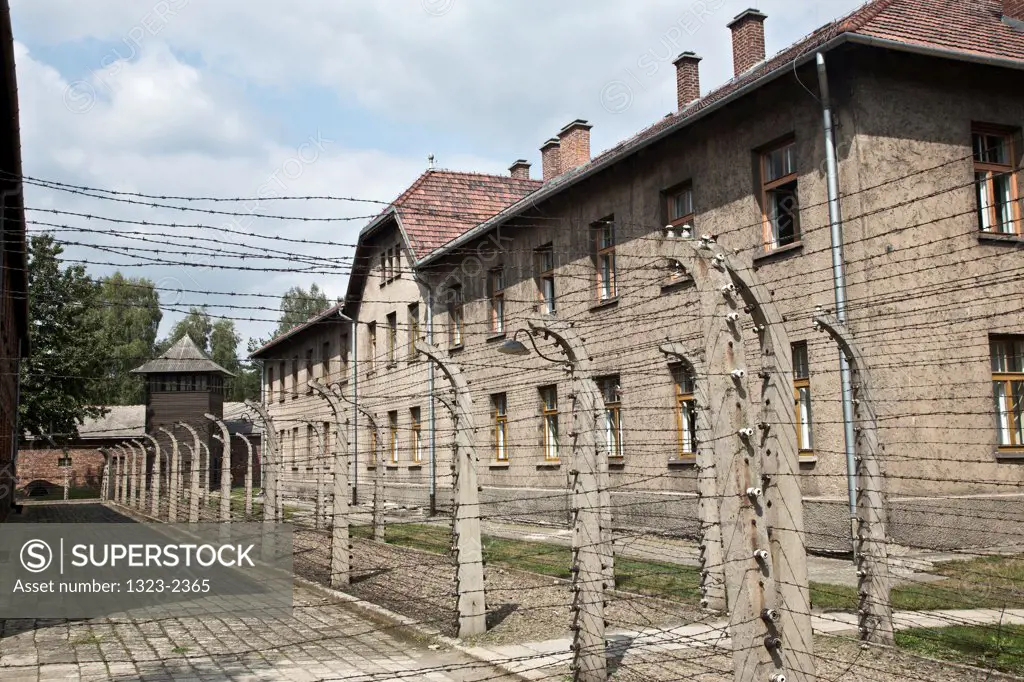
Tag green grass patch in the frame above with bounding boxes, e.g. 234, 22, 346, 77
352, 523, 1024, 613
896, 624, 1024, 675
809, 555, 1024, 612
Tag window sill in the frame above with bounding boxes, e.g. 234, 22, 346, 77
752, 240, 804, 265
407, 463, 423, 470
978, 231, 1024, 245
668, 456, 697, 467
798, 454, 818, 466
995, 449, 1024, 461
449, 344, 465, 354
291, 467, 299, 472
589, 297, 619, 312
536, 460, 561, 469
485, 332, 507, 343
489, 461, 510, 469
385, 464, 400, 470
385, 362, 397, 370
366, 465, 376, 470
661, 278, 694, 294
608, 456, 625, 469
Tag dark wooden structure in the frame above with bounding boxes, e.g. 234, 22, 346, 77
131, 336, 235, 488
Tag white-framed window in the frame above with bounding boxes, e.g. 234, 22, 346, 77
540, 385, 559, 461
598, 375, 623, 459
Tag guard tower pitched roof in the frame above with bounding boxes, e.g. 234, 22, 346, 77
130, 335, 235, 377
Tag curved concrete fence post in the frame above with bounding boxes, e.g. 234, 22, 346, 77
311, 378, 352, 587
142, 434, 162, 517
245, 400, 281, 525
131, 440, 147, 512
814, 310, 894, 645
176, 422, 202, 524
662, 232, 816, 682
414, 339, 486, 639
157, 428, 180, 522
206, 413, 234, 524
237, 433, 255, 517
659, 342, 726, 613
332, 386, 385, 542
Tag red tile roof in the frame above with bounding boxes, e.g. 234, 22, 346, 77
421, 0, 1024, 264
377, 170, 541, 260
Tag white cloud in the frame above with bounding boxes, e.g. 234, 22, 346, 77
10, 0, 868, 350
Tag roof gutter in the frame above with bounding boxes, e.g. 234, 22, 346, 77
420, 32, 853, 266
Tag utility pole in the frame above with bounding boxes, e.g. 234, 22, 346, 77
206, 414, 234, 523
142, 434, 162, 518
664, 232, 816, 682
659, 342, 726, 613
176, 422, 201, 523
814, 310, 894, 645
415, 339, 487, 639
158, 427, 180, 522
311, 378, 352, 587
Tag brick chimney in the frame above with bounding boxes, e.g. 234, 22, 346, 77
557, 119, 592, 174
1004, 0, 1024, 25
509, 159, 531, 180
540, 139, 561, 181
727, 9, 767, 77
672, 52, 702, 110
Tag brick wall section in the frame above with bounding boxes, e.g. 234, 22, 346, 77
16, 447, 106, 491
557, 120, 592, 174
540, 139, 561, 181
728, 10, 767, 77
673, 52, 702, 110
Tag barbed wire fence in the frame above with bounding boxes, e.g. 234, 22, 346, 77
8, 158, 1024, 681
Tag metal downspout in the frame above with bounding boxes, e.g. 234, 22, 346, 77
427, 288, 436, 516
816, 52, 858, 552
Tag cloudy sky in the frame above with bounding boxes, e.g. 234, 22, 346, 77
11, 0, 865, 353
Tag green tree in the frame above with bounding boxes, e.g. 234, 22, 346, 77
159, 306, 214, 354
88, 273, 161, 405
19, 234, 107, 439
276, 283, 329, 335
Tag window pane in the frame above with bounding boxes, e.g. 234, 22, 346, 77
768, 183, 799, 247
671, 187, 693, 220
682, 400, 696, 454
976, 133, 1009, 164
798, 386, 814, 451
992, 338, 1024, 373
993, 172, 1015, 234
1012, 381, 1024, 446
764, 143, 796, 183
792, 344, 809, 379
540, 248, 554, 272
545, 415, 559, 459
543, 278, 556, 314
977, 172, 994, 232
600, 253, 615, 299
995, 381, 1011, 446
